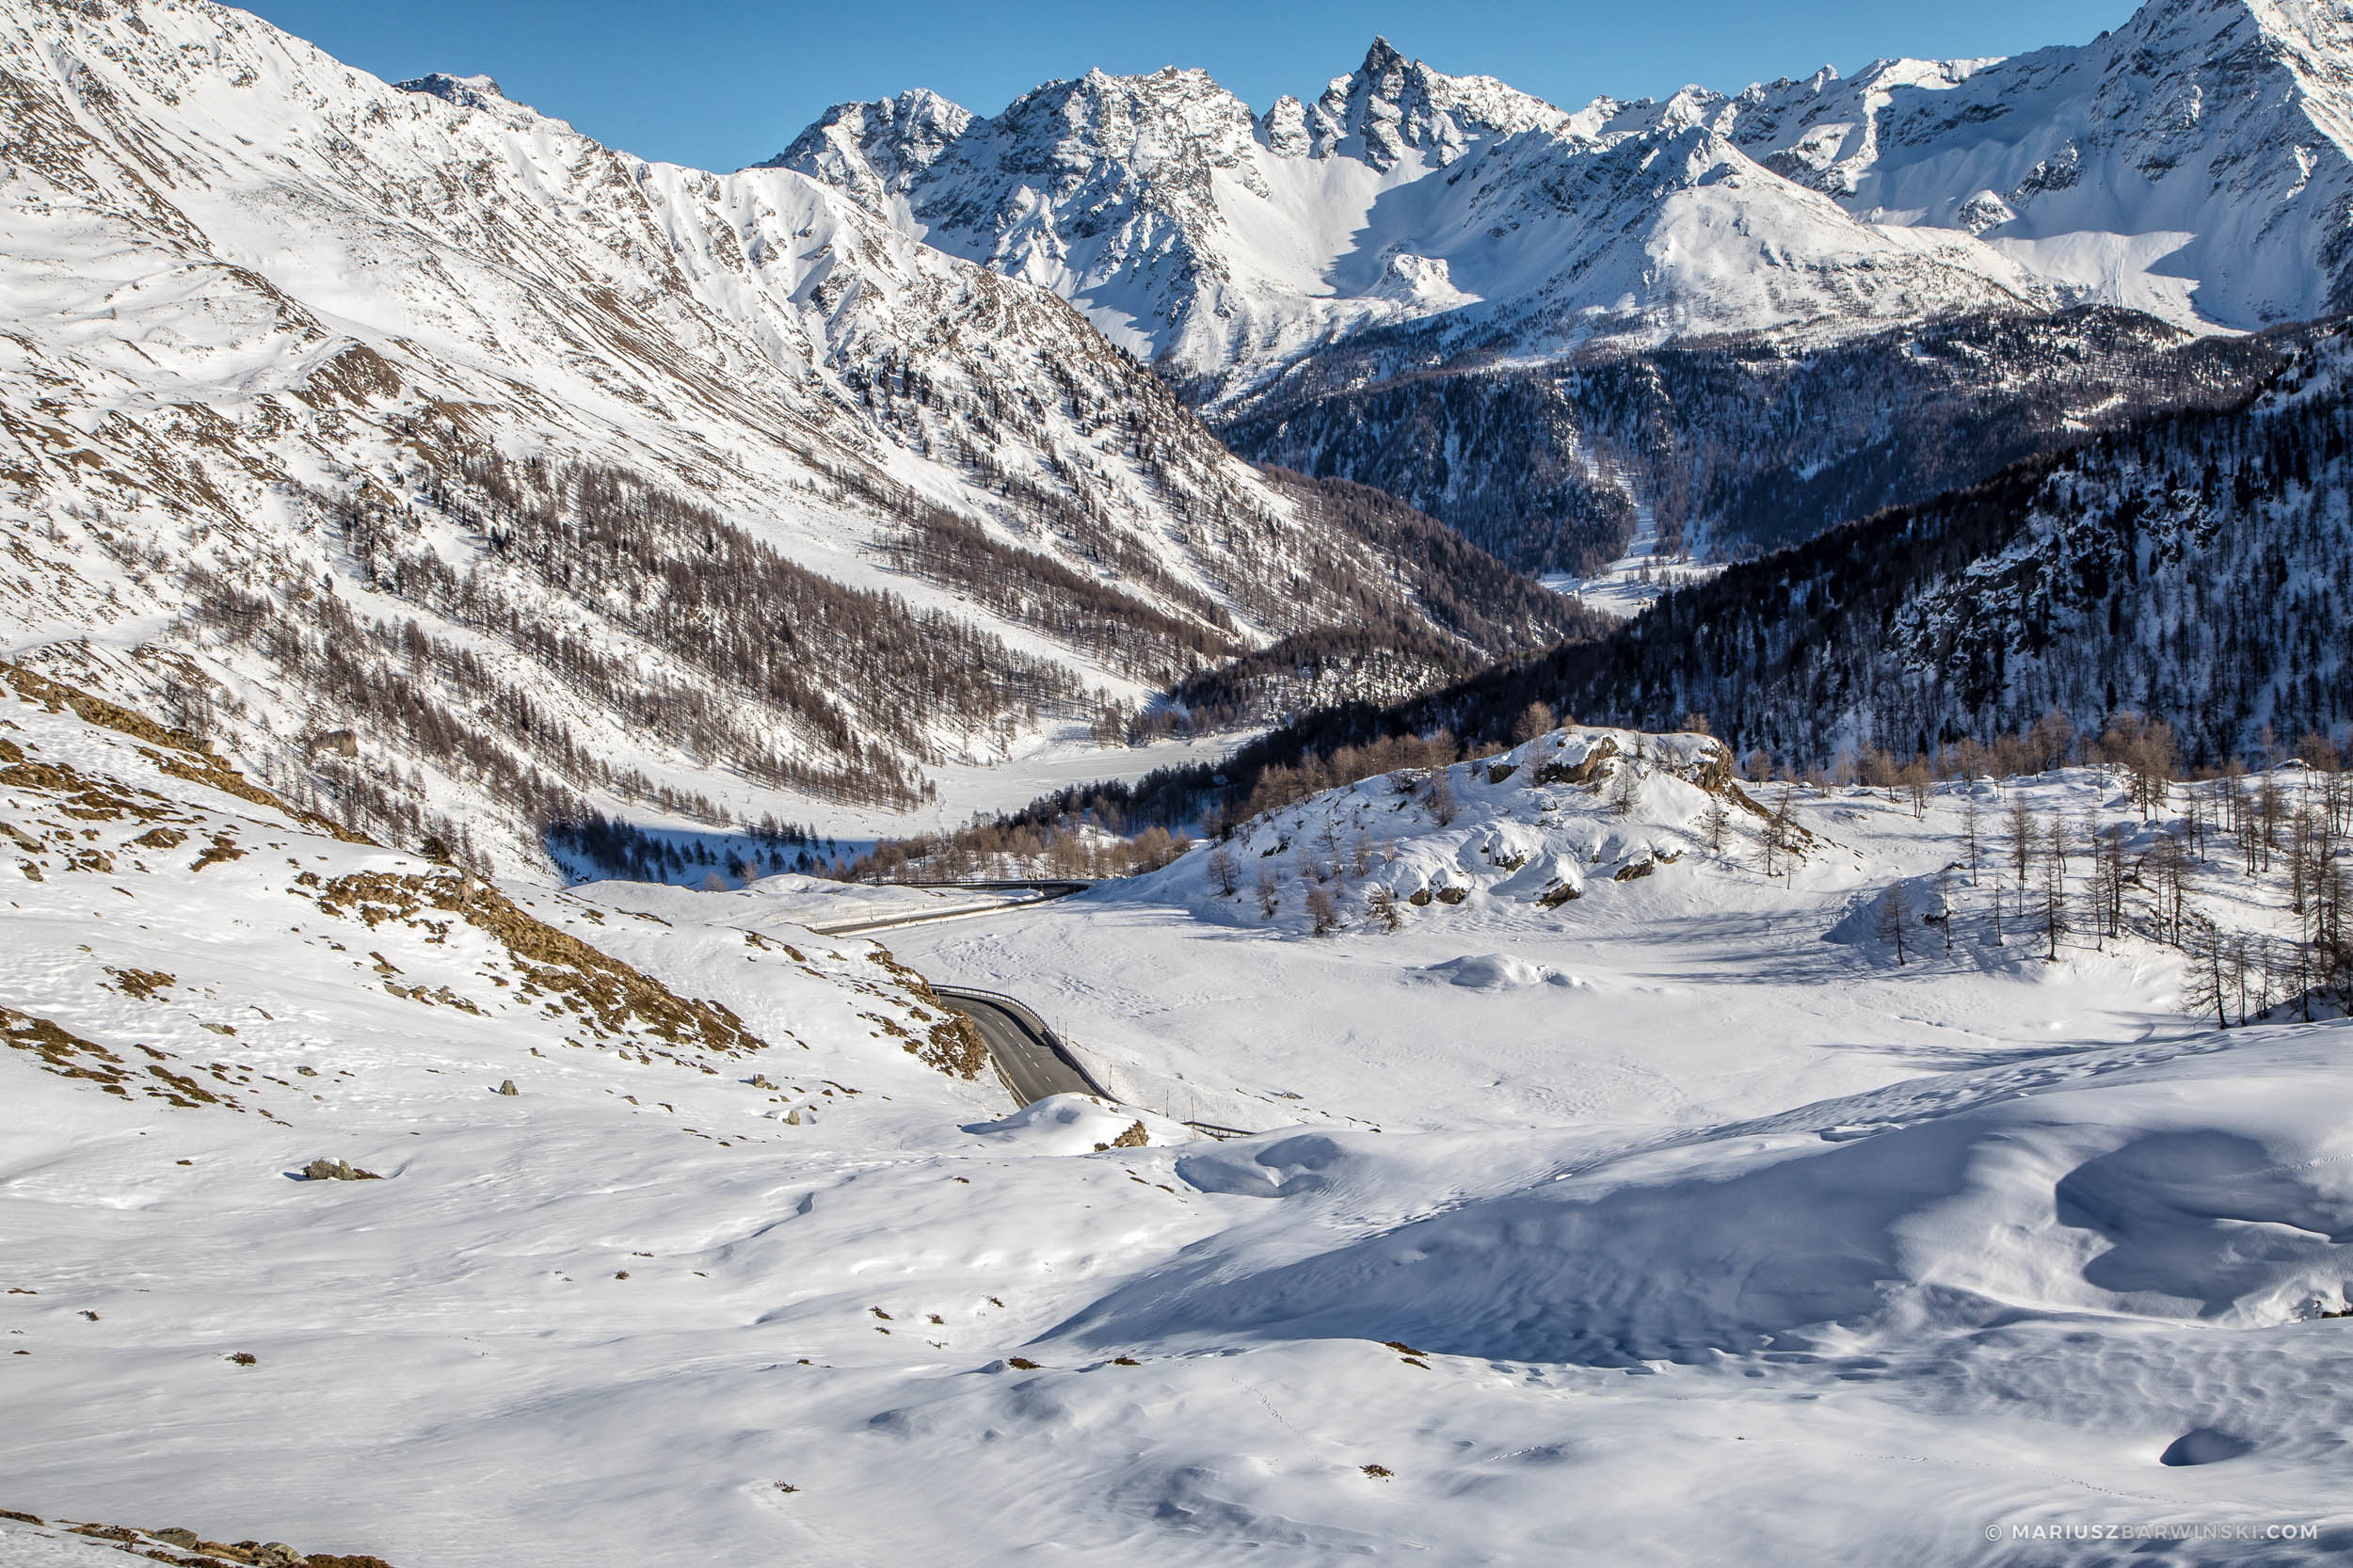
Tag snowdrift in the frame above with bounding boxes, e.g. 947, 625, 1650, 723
1064, 1023, 2353, 1363
1415, 952, 1585, 990
11, 670, 2352, 1562
960, 1094, 1191, 1156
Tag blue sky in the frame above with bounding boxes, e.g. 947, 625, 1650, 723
239, 0, 2145, 172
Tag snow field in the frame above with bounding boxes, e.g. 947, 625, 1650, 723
8, 691, 2353, 1560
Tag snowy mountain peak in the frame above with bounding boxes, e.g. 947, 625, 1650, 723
393, 72, 511, 113
1709, 0, 2353, 326
2182, 0, 2353, 49
1308, 35, 1570, 168
776, 0, 2353, 408
759, 88, 975, 209
993, 62, 1259, 181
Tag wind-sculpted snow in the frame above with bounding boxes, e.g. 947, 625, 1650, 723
1061, 1024, 2353, 1365
14, 674, 2353, 1560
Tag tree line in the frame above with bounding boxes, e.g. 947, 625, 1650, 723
1180, 321, 2353, 795
1222, 304, 2286, 573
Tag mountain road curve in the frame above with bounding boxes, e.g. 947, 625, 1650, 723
821, 893, 1259, 1138
930, 986, 1257, 1141
930, 986, 1108, 1106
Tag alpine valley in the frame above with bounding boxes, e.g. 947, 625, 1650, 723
5, 1, 2353, 1565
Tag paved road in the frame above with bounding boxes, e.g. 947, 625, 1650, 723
802, 881, 1092, 937
930, 986, 1254, 1138
930, 986, 1106, 1107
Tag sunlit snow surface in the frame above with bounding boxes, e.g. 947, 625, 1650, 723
10, 698, 2351, 1562
1540, 553, 1723, 622
785, 0, 2353, 411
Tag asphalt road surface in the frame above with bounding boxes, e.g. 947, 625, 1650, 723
803, 882, 1090, 937
931, 987, 1104, 1107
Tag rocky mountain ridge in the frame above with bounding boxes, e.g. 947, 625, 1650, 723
779, 0, 2353, 564
786, 0, 2353, 389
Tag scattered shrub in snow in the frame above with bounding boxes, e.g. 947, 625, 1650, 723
311, 869, 760, 1056
1873, 884, 1913, 966
2, 1003, 245, 1113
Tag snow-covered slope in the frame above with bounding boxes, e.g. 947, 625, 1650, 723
864, 734, 2350, 1560
0, 0, 1572, 876
905, 710, 2349, 1124
1503, 318, 2353, 768
1148, 724, 1749, 932
1726, 0, 2353, 329
1225, 304, 2286, 573
0, 659, 990, 1109
15, 687, 2353, 1562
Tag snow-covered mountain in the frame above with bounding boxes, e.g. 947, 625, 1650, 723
1513, 317, 2353, 769
1225, 306, 2285, 572
774, 37, 2038, 404
1725, 0, 2353, 330
779, 0, 2353, 400
9, 9, 2353, 1562
0, 0, 1577, 875
1209, 316, 2350, 777
778, 0, 2353, 565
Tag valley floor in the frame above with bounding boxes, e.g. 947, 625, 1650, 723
5, 734, 2349, 1565
793, 725, 1259, 848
